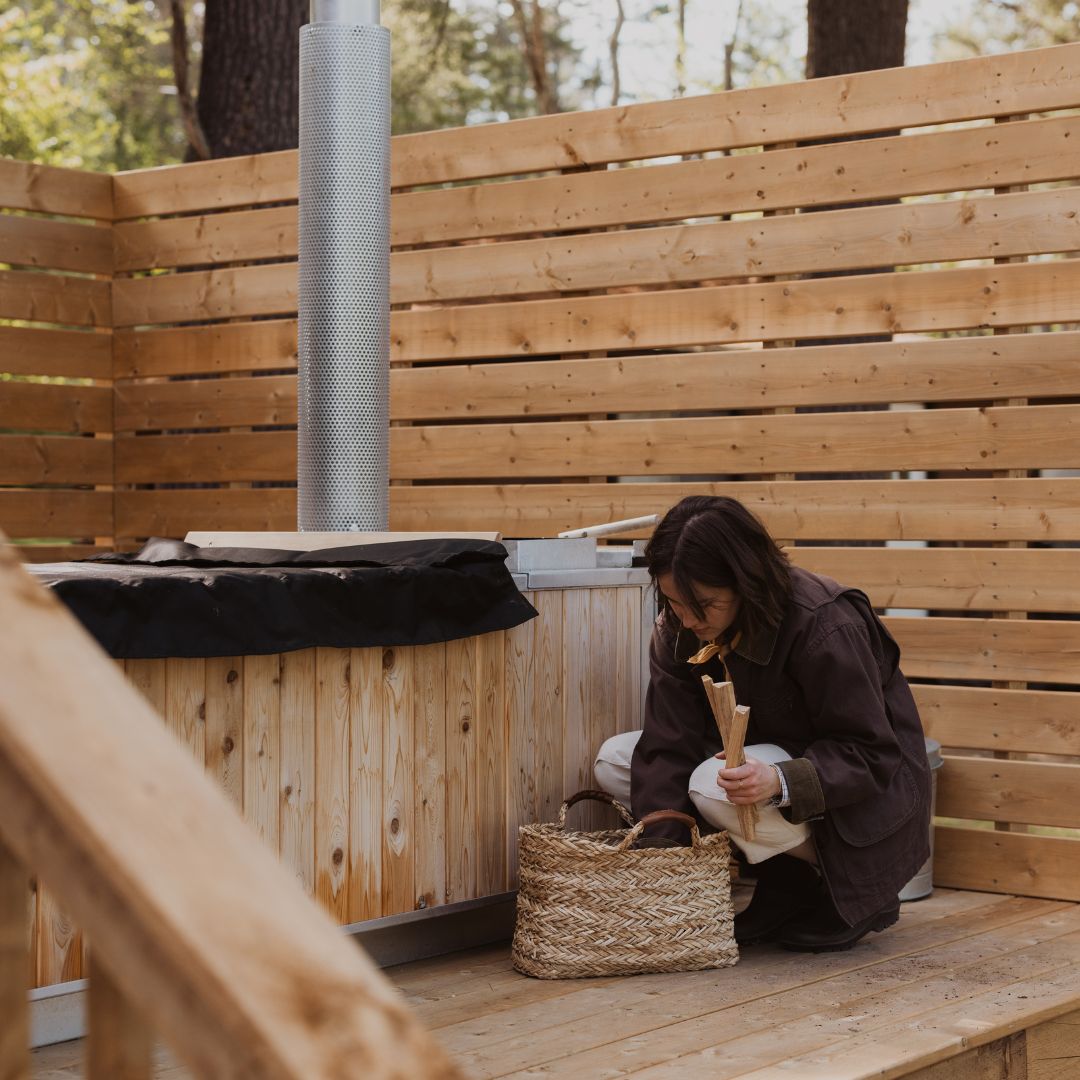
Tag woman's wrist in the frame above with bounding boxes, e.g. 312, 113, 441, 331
767, 763, 790, 807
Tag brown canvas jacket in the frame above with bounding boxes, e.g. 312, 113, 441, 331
631, 566, 933, 926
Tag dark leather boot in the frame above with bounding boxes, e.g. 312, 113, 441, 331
778, 895, 900, 952
734, 854, 823, 945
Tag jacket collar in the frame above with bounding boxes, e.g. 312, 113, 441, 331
675, 619, 779, 667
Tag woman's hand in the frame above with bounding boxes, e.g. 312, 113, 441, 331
715, 753, 781, 805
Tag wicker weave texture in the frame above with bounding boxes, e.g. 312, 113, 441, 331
512, 792, 739, 979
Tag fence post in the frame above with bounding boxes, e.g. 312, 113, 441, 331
0, 838, 29, 1080
87, 953, 152, 1080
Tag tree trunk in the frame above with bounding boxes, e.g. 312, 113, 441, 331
509, 0, 560, 114
806, 0, 907, 79
797, 0, 909, 490
610, 0, 625, 107
196, 0, 308, 158
169, 0, 211, 161
674, 0, 687, 97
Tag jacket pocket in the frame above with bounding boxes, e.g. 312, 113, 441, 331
829, 760, 920, 848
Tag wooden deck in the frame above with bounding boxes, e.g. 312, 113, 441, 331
30, 888, 1080, 1078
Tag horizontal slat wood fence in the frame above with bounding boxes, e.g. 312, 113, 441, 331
0, 159, 114, 565
3, 42, 1080, 918
109, 44, 1080, 206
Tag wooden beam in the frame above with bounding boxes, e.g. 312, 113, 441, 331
6, 544, 110, 563
114, 204, 298, 273
87, 956, 152, 1080
0, 382, 112, 436
112, 262, 295, 327
934, 827, 1080, 901
0, 326, 112, 380
0, 214, 112, 275
0, 435, 113, 487
0, 491, 113, 540
0, 539, 463, 1078
114, 488, 297, 542
383, 477, 1080, 543
391, 115, 1080, 246
110, 402, 1080, 485
109, 43, 1080, 210
389, 186, 1080, 302
0, 158, 113, 220
1027, 1006, 1080, 1080
937, 756, 1080, 830
113, 319, 296, 379
115, 374, 296, 432
888, 615, 1080, 686
915, 685, 1080, 757
112, 150, 297, 221
386, 403, 1080, 481
390, 331, 1080, 421
790, 546, 1080, 614
388, 260, 1080, 363
0, 839, 28, 1080
388, 43, 1080, 188
0, 269, 111, 328
113, 183, 1080, 282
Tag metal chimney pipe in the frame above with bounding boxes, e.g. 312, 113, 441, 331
298, 0, 390, 530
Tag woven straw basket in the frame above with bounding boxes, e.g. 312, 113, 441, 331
512, 790, 739, 979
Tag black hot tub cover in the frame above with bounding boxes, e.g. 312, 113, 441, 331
31, 537, 538, 659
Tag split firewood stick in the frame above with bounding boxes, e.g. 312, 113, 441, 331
727, 705, 759, 842
701, 678, 759, 842
724, 704, 750, 766
713, 680, 737, 735
702, 677, 736, 747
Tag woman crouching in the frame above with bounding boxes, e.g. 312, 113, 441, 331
594, 496, 932, 952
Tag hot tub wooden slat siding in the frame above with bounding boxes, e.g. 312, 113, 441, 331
26, 586, 650, 987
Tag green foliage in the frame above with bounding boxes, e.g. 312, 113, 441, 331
1, 0, 592, 165
0, 1, 185, 172
732, 1, 806, 87
387, 0, 589, 134
702, 0, 805, 92
933, 0, 1080, 60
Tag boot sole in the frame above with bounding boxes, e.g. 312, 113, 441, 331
778, 908, 900, 953
735, 903, 820, 946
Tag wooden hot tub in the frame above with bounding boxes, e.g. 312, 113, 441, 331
29, 539, 654, 989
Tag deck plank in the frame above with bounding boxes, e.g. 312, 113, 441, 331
725, 965, 1080, 1080
1026, 1007, 1080, 1080
441, 897, 1067, 1076
394, 888, 992, 1011
441, 897, 1045, 1042
617, 928, 1080, 1079
29, 892, 1080, 1080
394, 886, 981, 1026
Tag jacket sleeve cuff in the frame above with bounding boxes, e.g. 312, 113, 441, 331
775, 757, 826, 824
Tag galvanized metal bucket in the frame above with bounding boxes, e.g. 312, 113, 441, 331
899, 737, 944, 902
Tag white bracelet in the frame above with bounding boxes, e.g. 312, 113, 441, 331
768, 763, 790, 808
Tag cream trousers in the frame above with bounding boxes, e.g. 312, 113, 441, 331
593, 730, 811, 864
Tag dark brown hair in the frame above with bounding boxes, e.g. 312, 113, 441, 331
645, 496, 792, 643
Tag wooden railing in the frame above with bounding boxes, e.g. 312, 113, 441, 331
0, 536, 462, 1078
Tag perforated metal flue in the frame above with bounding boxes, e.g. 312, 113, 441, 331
298, 15, 390, 531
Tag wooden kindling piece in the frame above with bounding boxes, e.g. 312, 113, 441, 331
700, 677, 759, 842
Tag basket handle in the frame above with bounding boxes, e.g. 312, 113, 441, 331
616, 809, 701, 852
557, 789, 636, 829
